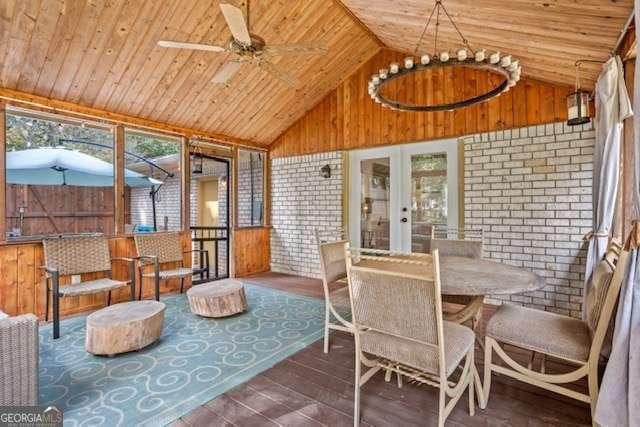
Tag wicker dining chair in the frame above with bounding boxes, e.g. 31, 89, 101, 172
481, 241, 628, 422
42, 236, 136, 339
134, 232, 208, 301
431, 228, 485, 329
314, 228, 352, 353
346, 246, 476, 427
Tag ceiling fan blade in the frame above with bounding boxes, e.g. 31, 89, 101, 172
219, 3, 252, 46
263, 43, 328, 55
258, 60, 298, 87
212, 60, 243, 83
158, 40, 228, 52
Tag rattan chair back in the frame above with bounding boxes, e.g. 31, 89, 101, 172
134, 232, 183, 264
43, 236, 111, 276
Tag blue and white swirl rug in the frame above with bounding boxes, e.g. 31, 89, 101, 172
38, 283, 326, 426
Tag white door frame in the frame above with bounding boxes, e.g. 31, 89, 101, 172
348, 138, 459, 252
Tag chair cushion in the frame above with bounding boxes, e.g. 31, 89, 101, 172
360, 321, 474, 377
58, 278, 129, 297
143, 267, 192, 279
486, 304, 591, 363
0, 310, 7, 320
329, 286, 350, 308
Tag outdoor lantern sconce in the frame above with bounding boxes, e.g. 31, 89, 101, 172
192, 153, 203, 174
567, 60, 592, 126
320, 164, 331, 178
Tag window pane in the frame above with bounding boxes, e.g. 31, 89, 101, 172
237, 150, 264, 227
360, 157, 390, 250
125, 130, 181, 232
411, 153, 447, 226
5, 111, 114, 239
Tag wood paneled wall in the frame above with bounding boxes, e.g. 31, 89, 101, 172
233, 227, 271, 277
0, 233, 191, 319
270, 49, 574, 157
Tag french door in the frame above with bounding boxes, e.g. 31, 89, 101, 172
348, 138, 459, 253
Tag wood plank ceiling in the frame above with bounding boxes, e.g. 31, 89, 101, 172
0, 0, 381, 145
340, 0, 633, 89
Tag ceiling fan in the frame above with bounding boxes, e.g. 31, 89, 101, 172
157, 1, 327, 87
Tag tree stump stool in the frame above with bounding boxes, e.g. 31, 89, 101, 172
187, 279, 248, 318
85, 300, 165, 356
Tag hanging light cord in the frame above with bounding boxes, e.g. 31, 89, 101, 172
414, 0, 473, 56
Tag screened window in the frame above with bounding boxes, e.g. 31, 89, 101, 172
5, 110, 114, 239
237, 149, 264, 227
125, 130, 181, 232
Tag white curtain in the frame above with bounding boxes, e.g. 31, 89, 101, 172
594, 3, 640, 425
583, 56, 632, 316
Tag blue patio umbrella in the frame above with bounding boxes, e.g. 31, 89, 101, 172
6, 147, 162, 187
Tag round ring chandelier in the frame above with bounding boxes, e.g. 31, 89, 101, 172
368, 0, 522, 112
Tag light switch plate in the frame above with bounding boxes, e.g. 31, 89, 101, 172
71, 274, 81, 284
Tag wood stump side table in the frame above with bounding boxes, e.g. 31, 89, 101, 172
187, 279, 248, 318
85, 300, 165, 356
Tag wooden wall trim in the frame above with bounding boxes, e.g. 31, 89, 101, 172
181, 137, 191, 232
114, 125, 125, 234
0, 102, 5, 244
269, 49, 575, 157
0, 87, 264, 150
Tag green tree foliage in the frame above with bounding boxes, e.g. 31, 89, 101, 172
6, 114, 179, 162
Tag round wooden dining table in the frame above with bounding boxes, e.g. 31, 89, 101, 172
356, 255, 545, 296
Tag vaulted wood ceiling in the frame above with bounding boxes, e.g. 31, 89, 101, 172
0, 0, 380, 145
340, 0, 633, 89
0, 1, 632, 147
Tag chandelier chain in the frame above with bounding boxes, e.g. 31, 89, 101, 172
439, 0, 473, 53
414, 1, 438, 54
434, 4, 441, 55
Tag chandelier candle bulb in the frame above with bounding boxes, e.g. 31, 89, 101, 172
457, 49, 467, 61
439, 51, 450, 62
421, 54, 430, 64
507, 60, 519, 72
390, 63, 399, 74
475, 49, 485, 62
489, 52, 500, 64
500, 55, 512, 67
372, 75, 380, 84
404, 57, 414, 68
379, 69, 388, 79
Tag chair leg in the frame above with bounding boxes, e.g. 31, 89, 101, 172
588, 363, 599, 424
52, 289, 60, 340
353, 351, 361, 427
138, 267, 143, 300
45, 286, 50, 322
481, 337, 493, 410
468, 350, 475, 417
107, 291, 111, 306
323, 304, 330, 354
180, 277, 184, 293
438, 387, 446, 427
396, 371, 403, 389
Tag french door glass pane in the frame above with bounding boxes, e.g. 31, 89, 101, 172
360, 157, 390, 250
411, 153, 447, 253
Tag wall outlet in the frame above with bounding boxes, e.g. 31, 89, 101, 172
71, 275, 81, 284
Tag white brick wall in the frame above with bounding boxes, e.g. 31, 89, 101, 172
270, 121, 594, 317
270, 151, 343, 277
463, 121, 594, 317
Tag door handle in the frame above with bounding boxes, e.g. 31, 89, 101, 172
401, 218, 408, 223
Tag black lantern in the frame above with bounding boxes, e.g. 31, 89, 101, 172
567, 90, 590, 126
567, 61, 591, 126
192, 153, 203, 174
320, 164, 331, 178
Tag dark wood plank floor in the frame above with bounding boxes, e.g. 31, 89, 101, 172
170, 272, 592, 427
